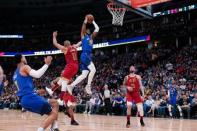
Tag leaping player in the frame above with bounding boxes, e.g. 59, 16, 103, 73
52, 31, 81, 96
13, 54, 60, 131
123, 66, 145, 128
67, 14, 99, 95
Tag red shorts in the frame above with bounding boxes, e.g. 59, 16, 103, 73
62, 63, 78, 80
63, 92, 76, 104
126, 93, 143, 104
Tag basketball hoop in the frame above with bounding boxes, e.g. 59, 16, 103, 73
107, 2, 126, 26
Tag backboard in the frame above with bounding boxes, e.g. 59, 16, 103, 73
111, 0, 153, 19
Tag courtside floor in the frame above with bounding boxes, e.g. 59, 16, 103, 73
0, 110, 196, 131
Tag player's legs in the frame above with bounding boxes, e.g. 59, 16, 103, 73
86, 62, 96, 94
45, 78, 62, 96
168, 104, 173, 117
61, 63, 79, 95
41, 99, 59, 131
66, 106, 79, 125
21, 94, 59, 131
136, 103, 145, 126
68, 70, 89, 94
177, 105, 183, 117
126, 101, 132, 128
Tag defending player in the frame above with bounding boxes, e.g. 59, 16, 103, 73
13, 54, 60, 131
46, 77, 79, 125
67, 14, 99, 95
123, 66, 145, 128
52, 31, 81, 96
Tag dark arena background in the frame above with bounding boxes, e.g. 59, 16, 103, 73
0, 0, 197, 131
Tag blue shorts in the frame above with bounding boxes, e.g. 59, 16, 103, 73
169, 99, 177, 106
20, 93, 52, 115
80, 52, 92, 71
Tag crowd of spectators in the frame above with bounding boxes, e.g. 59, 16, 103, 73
1, 41, 196, 119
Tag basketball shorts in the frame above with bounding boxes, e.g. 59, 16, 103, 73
20, 93, 52, 115
62, 92, 76, 107
80, 53, 92, 71
62, 63, 78, 80
126, 93, 143, 104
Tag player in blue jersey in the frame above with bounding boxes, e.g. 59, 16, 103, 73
67, 14, 99, 95
167, 79, 182, 117
13, 54, 60, 131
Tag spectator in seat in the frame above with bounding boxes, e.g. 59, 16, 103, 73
148, 95, 161, 117
191, 93, 197, 118
83, 95, 96, 114
112, 93, 125, 115
91, 93, 101, 114
177, 94, 190, 118
144, 95, 154, 116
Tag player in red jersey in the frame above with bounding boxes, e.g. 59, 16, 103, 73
52, 31, 81, 95
123, 66, 145, 128
46, 77, 79, 125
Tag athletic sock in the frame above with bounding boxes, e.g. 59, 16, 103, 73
51, 120, 58, 129
127, 115, 130, 122
140, 116, 143, 120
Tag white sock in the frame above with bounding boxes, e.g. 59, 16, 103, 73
37, 127, 44, 131
87, 62, 96, 85
51, 120, 58, 129
170, 112, 172, 117
57, 99, 64, 106
180, 112, 183, 117
62, 80, 68, 92
71, 70, 89, 87
45, 87, 53, 96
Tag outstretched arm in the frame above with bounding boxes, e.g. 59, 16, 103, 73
21, 56, 52, 78
53, 31, 66, 51
81, 17, 88, 39
73, 41, 82, 48
92, 20, 99, 39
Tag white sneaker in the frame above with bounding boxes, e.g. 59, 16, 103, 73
85, 85, 92, 95
57, 99, 64, 106
67, 85, 73, 95
45, 87, 53, 96
88, 111, 91, 114
83, 111, 87, 114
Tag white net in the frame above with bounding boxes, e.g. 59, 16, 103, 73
107, 3, 126, 26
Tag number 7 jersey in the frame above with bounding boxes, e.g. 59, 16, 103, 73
62, 46, 79, 80
65, 46, 78, 64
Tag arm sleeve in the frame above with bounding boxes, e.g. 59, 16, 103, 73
29, 64, 49, 78
93, 21, 99, 32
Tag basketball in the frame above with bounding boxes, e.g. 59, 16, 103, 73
86, 14, 94, 23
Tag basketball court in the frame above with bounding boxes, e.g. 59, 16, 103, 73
0, 110, 196, 131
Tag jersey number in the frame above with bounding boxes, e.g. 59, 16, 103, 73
130, 79, 136, 89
